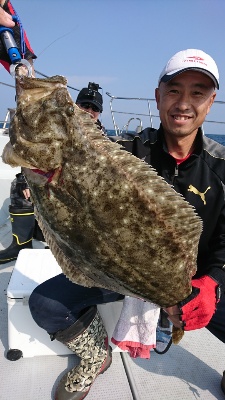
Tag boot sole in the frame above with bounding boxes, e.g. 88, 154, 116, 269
55, 347, 112, 400
221, 371, 225, 395
0, 257, 17, 264
99, 345, 112, 374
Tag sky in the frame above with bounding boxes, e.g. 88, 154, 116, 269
0, 0, 225, 134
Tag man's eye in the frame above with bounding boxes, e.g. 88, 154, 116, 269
169, 89, 179, 94
193, 91, 202, 96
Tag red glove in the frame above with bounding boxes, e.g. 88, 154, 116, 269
178, 275, 221, 331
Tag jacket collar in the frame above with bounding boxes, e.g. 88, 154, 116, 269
158, 124, 203, 157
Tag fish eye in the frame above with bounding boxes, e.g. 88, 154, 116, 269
66, 105, 75, 116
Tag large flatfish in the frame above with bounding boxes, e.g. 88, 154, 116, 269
2, 75, 202, 307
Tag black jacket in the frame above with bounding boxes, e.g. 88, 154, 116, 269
118, 124, 225, 291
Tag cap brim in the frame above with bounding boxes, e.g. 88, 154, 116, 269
160, 67, 219, 89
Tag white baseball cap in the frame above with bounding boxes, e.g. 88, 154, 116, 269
158, 49, 219, 89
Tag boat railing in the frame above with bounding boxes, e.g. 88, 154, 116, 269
106, 92, 225, 136
106, 93, 158, 136
0, 108, 15, 134
121, 117, 143, 134
2, 98, 225, 137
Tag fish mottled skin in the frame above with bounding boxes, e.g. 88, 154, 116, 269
2, 75, 203, 307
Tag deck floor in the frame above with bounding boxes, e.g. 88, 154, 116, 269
0, 220, 225, 400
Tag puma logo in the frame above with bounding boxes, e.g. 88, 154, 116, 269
188, 185, 211, 205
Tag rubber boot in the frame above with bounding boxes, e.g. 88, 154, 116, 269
0, 205, 35, 264
33, 219, 45, 241
54, 306, 112, 400
221, 371, 225, 395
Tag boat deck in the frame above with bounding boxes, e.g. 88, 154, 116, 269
0, 219, 224, 400
0, 133, 224, 400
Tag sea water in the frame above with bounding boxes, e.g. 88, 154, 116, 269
107, 130, 225, 147
206, 134, 225, 146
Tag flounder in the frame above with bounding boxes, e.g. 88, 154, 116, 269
2, 75, 203, 307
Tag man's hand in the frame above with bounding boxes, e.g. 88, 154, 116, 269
22, 188, 31, 200
165, 275, 220, 331
15, 173, 31, 200
164, 304, 182, 329
0, 4, 15, 27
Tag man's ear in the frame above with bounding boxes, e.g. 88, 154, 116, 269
155, 88, 160, 111
207, 91, 216, 115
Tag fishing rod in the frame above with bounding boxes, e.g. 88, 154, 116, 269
0, 12, 81, 94
0, 70, 80, 93
0, 81, 14, 88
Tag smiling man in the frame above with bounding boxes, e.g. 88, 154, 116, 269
118, 49, 225, 396
157, 71, 215, 132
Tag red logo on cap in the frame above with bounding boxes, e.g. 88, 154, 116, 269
184, 56, 207, 66
187, 56, 204, 61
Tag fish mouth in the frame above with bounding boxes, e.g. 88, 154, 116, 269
15, 74, 68, 108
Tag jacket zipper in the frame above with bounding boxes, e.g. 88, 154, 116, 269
173, 164, 179, 185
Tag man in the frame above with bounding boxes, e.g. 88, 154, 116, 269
75, 81, 106, 132
0, 0, 38, 264
29, 49, 225, 399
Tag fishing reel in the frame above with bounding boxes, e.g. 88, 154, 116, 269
0, 15, 32, 78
